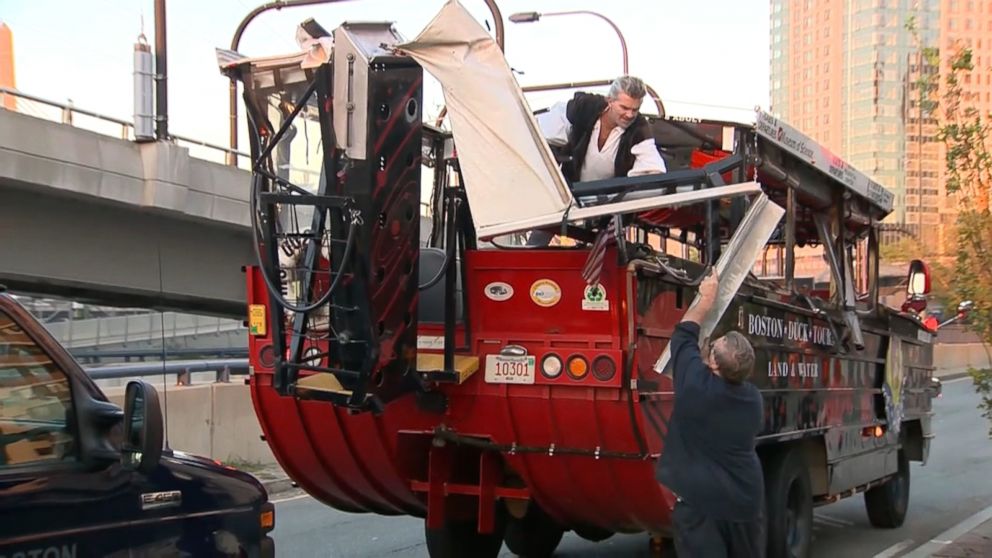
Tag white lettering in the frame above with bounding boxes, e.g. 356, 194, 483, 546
767, 361, 820, 378
0, 545, 75, 558
745, 312, 835, 346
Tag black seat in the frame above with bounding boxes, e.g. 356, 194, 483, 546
418, 248, 463, 324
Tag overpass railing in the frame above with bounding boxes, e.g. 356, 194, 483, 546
43, 312, 246, 349
0, 86, 250, 167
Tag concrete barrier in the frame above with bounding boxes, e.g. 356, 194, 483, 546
934, 342, 991, 376
105, 381, 276, 466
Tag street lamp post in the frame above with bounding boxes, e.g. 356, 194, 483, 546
508, 10, 629, 75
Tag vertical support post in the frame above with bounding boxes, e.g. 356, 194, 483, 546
154, 0, 168, 140
426, 443, 453, 529
704, 200, 718, 265
477, 451, 500, 534
785, 184, 796, 291
443, 194, 459, 373
869, 225, 880, 306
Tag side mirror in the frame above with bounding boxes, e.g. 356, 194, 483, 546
907, 259, 931, 297
122, 380, 164, 473
935, 300, 975, 330
901, 259, 931, 314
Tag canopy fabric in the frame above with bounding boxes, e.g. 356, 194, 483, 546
399, 0, 765, 240
397, 0, 574, 238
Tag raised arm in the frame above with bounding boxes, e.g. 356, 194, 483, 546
671, 269, 719, 391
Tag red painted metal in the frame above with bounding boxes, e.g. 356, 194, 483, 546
246, 245, 683, 533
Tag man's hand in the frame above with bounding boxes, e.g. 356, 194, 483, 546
698, 268, 719, 303
681, 267, 720, 325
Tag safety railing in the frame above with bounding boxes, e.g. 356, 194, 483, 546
42, 312, 246, 349
84, 358, 249, 385
0, 86, 250, 167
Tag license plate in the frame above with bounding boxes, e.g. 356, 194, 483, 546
485, 354, 536, 384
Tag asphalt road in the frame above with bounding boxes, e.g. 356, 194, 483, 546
271, 377, 992, 557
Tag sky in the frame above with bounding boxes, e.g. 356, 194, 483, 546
0, 0, 769, 155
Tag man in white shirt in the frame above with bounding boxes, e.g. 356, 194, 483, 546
537, 75, 667, 182
527, 75, 667, 245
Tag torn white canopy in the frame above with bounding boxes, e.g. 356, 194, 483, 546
399, 0, 761, 239
653, 193, 786, 374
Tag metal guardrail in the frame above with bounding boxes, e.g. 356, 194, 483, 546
84, 358, 249, 384
0, 86, 250, 165
72, 346, 248, 361
43, 312, 245, 349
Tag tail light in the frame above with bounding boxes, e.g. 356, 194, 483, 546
541, 354, 563, 378
591, 355, 616, 381
566, 355, 589, 380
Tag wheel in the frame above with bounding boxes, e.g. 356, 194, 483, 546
763, 448, 813, 558
865, 450, 910, 528
424, 512, 506, 558
504, 503, 565, 557
573, 525, 614, 542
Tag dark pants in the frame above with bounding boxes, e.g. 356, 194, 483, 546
672, 500, 764, 558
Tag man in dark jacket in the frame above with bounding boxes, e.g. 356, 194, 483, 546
536, 75, 666, 183
656, 269, 765, 557
528, 75, 666, 246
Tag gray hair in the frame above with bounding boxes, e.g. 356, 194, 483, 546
608, 75, 647, 101
712, 331, 756, 384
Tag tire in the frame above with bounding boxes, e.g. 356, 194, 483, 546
424, 511, 506, 558
572, 525, 614, 542
865, 450, 910, 528
504, 504, 565, 557
763, 448, 813, 558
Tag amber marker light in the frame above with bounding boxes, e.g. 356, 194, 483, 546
566, 355, 589, 379
261, 503, 275, 532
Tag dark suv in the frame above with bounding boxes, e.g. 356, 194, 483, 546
0, 289, 274, 557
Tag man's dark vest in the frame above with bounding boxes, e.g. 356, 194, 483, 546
560, 92, 653, 183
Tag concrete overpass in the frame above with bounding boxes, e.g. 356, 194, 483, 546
0, 108, 254, 318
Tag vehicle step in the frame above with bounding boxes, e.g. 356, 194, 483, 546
417, 353, 479, 384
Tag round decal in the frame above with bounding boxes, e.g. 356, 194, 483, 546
530, 279, 561, 307
484, 281, 514, 301
582, 283, 609, 311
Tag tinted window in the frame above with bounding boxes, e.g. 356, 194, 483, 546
0, 309, 75, 467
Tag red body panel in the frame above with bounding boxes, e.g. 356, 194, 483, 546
247, 249, 681, 532
246, 246, 914, 533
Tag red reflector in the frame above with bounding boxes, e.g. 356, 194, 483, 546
591, 355, 616, 381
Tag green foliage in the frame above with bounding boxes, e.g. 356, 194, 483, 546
970, 368, 992, 439
937, 46, 992, 437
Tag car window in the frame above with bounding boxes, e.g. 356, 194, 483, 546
0, 309, 76, 468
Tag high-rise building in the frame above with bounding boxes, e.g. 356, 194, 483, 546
0, 23, 15, 110
769, 0, 992, 255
